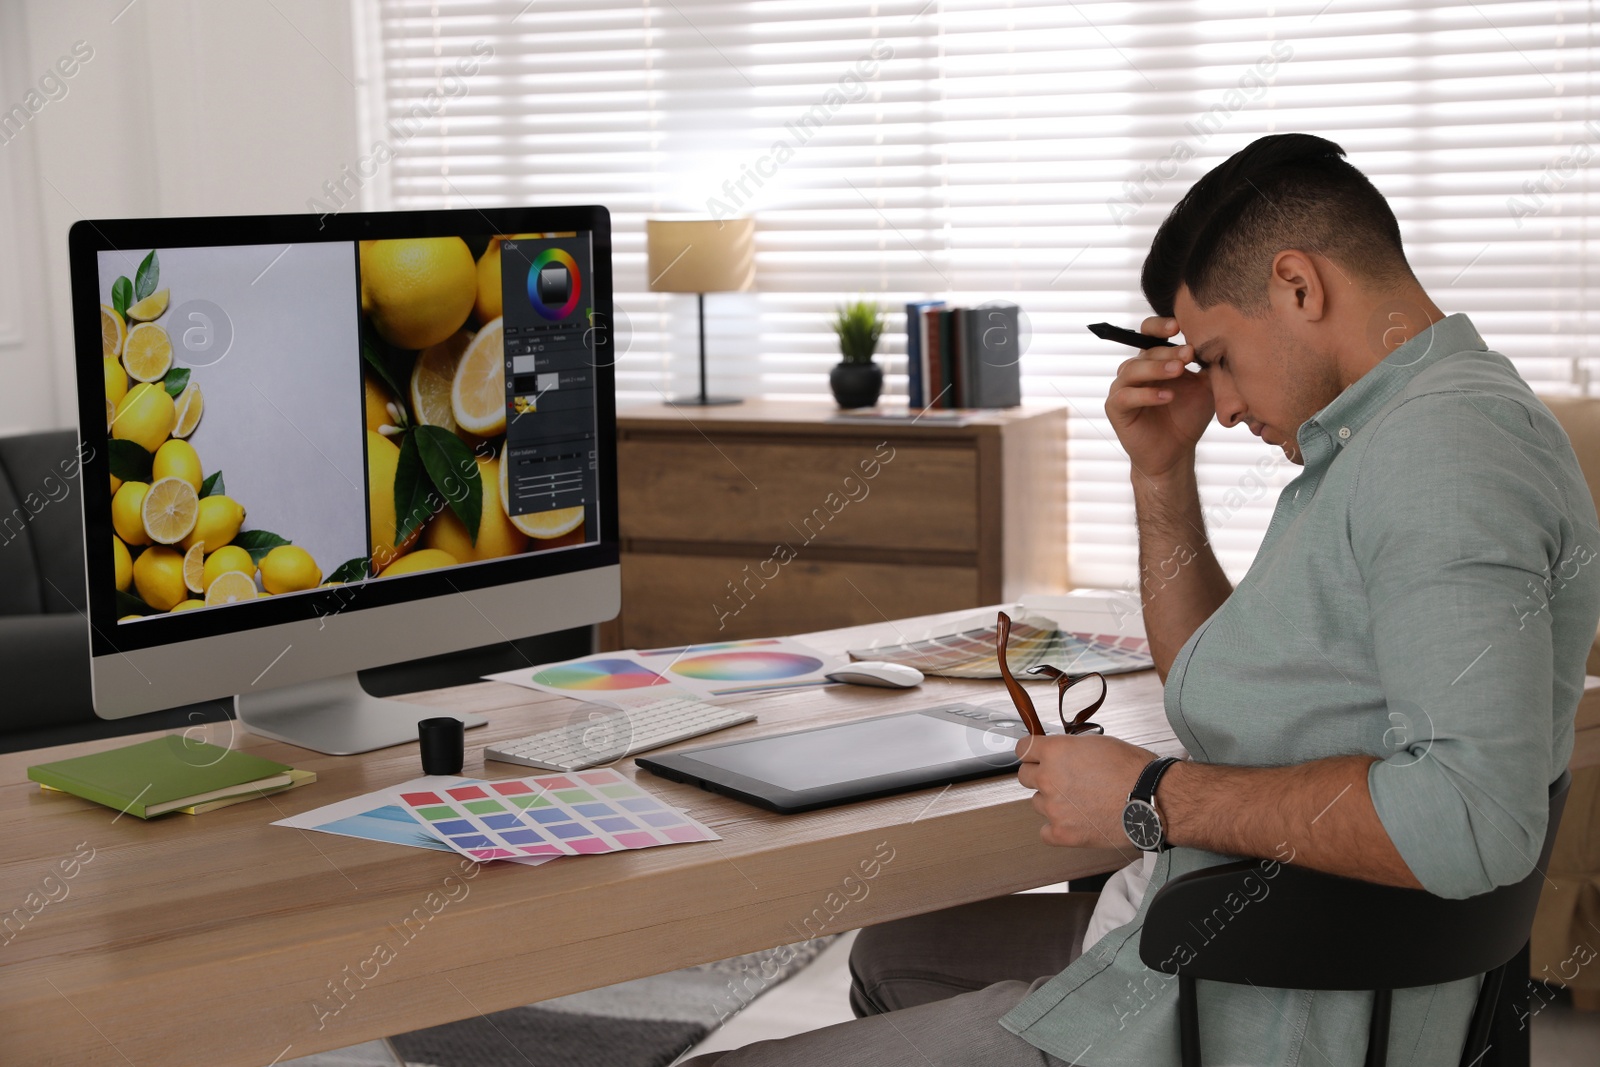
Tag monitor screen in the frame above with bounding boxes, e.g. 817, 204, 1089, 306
77, 208, 618, 671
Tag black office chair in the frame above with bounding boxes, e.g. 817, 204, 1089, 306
1140, 770, 1571, 1067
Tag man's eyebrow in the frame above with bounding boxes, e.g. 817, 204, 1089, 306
1192, 339, 1219, 368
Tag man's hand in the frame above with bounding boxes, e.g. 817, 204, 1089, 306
1104, 315, 1213, 482
1014, 734, 1156, 850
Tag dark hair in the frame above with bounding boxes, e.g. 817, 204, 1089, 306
1140, 133, 1412, 318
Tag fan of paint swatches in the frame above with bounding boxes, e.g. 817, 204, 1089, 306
397, 768, 719, 863
846, 616, 1153, 679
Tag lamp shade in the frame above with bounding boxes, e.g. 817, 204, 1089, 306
646, 218, 755, 294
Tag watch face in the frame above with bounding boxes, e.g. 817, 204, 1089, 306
1123, 799, 1162, 851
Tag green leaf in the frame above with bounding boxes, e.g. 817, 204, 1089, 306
413, 424, 481, 544
116, 590, 153, 617
391, 432, 439, 547
233, 530, 291, 565
134, 251, 159, 302
326, 557, 370, 584
112, 276, 132, 320
199, 470, 224, 498
360, 325, 412, 416
108, 439, 153, 482
162, 366, 190, 398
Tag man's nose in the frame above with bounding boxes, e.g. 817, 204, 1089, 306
1212, 384, 1245, 428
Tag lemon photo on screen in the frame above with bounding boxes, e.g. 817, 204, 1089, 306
354, 233, 591, 583
103, 245, 367, 621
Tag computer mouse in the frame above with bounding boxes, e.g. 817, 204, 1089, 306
825, 661, 925, 688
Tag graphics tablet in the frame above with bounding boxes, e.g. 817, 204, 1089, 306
635, 704, 1029, 814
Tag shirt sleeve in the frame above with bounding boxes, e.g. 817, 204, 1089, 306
1352, 390, 1577, 899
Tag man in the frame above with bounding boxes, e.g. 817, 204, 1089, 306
684, 133, 1600, 1066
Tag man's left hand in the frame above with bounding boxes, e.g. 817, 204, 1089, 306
1014, 734, 1158, 849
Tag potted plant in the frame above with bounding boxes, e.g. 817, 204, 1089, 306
828, 299, 884, 408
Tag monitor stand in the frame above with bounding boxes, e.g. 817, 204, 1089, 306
234, 673, 488, 755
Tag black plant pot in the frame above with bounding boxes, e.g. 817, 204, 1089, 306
829, 361, 883, 409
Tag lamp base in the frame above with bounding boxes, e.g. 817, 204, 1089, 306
668, 394, 743, 406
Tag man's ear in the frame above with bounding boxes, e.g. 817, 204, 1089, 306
1268, 249, 1326, 322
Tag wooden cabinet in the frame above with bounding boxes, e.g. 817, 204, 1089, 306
605, 400, 1068, 649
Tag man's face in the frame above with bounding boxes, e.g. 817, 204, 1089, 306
1172, 286, 1343, 466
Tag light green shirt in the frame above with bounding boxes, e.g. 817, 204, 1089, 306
1002, 314, 1600, 1066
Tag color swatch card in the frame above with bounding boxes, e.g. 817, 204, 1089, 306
485, 637, 840, 703
397, 769, 719, 863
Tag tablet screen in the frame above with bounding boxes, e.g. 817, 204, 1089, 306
686, 712, 1015, 791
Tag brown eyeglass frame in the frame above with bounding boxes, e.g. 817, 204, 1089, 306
996, 611, 1108, 737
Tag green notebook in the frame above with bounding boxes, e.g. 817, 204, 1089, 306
28, 736, 294, 819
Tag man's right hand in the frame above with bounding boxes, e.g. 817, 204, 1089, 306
1104, 316, 1214, 481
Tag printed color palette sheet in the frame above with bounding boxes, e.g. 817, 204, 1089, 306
398, 768, 719, 862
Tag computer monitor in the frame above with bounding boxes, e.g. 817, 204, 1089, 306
70, 206, 620, 754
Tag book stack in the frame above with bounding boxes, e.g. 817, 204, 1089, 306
905, 300, 1024, 411
28, 735, 315, 818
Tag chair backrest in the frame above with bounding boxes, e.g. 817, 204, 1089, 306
0, 429, 87, 617
1140, 770, 1571, 991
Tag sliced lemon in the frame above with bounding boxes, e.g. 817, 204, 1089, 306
123, 323, 173, 383
101, 305, 125, 359
203, 545, 255, 589
413, 329, 473, 432
450, 316, 506, 436
126, 289, 170, 322
204, 570, 258, 606
182, 541, 206, 594
172, 382, 203, 438
497, 450, 584, 538
141, 476, 199, 545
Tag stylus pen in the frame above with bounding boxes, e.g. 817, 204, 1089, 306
1087, 322, 1178, 349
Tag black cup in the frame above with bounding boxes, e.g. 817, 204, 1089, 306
418, 716, 465, 775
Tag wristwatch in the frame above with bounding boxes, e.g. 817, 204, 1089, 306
1122, 756, 1182, 852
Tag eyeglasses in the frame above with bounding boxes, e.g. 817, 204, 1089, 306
995, 610, 1108, 736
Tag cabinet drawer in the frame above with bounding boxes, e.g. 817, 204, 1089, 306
618, 439, 977, 552
619, 552, 980, 648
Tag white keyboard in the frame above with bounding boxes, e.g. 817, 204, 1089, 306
484, 696, 755, 772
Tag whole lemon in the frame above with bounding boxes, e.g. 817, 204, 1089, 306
112, 482, 151, 546
112, 382, 176, 454
367, 430, 419, 571
260, 545, 321, 594
475, 239, 505, 323
110, 470, 122, 496
113, 536, 132, 592
203, 545, 256, 589
103, 357, 128, 408
171, 600, 205, 612
360, 238, 476, 349
378, 548, 458, 578
151, 439, 202, 492
133, 545, 186, 611
181, 495, 244, 553
424, 455, 529, 561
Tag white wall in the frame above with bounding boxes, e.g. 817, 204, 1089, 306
0, 0, 360, 435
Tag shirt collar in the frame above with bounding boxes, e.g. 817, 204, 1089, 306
1300, 312, 1486, 454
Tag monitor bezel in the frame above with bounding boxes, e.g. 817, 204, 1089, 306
72, 205, 619, 661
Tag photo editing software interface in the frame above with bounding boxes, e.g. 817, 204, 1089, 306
100, 232, 600, 624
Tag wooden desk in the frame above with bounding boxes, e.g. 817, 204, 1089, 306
0, 609, 1167, 1067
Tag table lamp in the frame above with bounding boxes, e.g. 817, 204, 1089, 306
646, 217, 755, 405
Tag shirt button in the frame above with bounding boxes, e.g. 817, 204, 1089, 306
1338, 426, 1351, 440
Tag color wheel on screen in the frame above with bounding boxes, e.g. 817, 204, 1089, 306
668, 651, 824, 682
526, 248, 582, 320
529, 658, 667, 691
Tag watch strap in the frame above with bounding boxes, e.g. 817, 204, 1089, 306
1130, 755, 1181, 804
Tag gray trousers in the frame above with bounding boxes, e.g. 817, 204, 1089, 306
681, 892, 1100, 1067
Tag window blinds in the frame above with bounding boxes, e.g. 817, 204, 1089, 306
357, 0, 1600, 589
